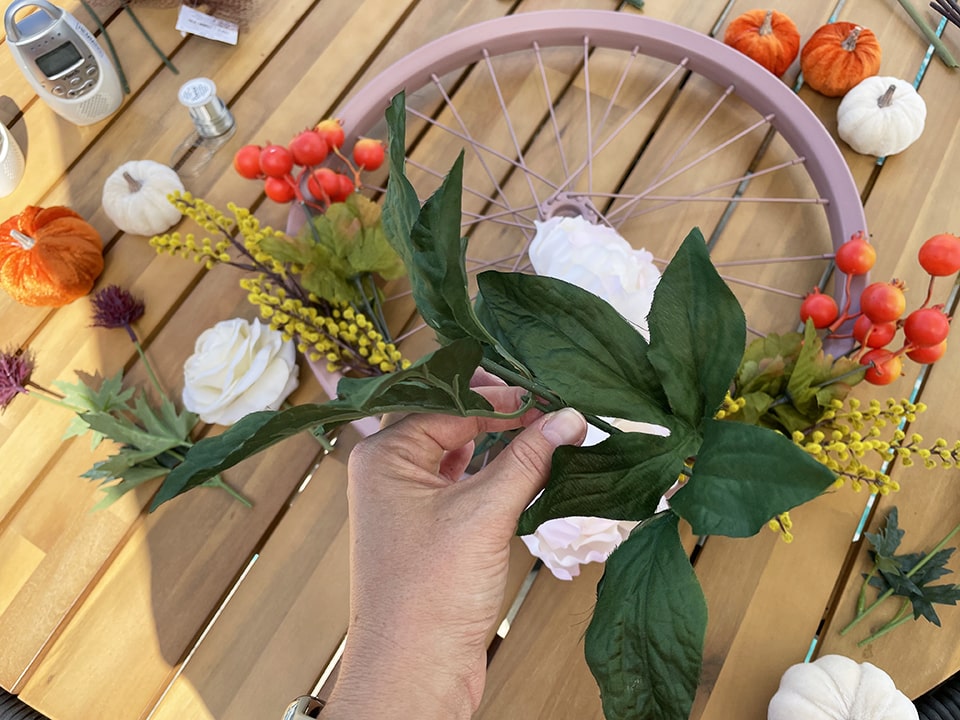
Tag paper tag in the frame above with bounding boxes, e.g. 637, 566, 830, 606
175, 4, 239, 45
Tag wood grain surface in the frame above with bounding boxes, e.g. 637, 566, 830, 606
2, 0, 959, 718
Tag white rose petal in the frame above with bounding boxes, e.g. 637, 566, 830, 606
522, 517, 639, 581
528, 216, 660, 340
182, 318, 300, 425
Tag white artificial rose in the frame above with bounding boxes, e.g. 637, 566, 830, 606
528, 216, 660, 340
522, 517, 639, 581
182, 318, 300, 425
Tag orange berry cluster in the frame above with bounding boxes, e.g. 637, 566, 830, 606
799, 232, 960, 385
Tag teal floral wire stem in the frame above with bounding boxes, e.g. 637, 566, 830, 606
79, 0, 130, 94
120, 0, 180, 75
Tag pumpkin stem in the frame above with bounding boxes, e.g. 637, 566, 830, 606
841, 26, 863, 52
878, 84, 897, 108
122, 171, 143, 193
10, 229, 35, 250
759, 9, 774, 36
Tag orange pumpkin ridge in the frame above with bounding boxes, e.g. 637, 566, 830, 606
724, 9, 801, 77
800, 21, 882, 98
0, 205, 105, 307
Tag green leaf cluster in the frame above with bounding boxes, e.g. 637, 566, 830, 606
259, 193, 404, 306
56, 371, 201, 510
156, 91, 839, 719
861, 507, 960, 629
729, 320, 864, 434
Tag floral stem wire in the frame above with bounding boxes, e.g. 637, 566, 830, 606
79, 0, 130, 94
120, 0, 180, 75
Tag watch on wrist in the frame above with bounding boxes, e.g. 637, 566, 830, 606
283, 695, 325, 719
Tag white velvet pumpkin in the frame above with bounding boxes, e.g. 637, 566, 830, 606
102, 160, 185, 236
768, 655, 918, 720
837, 76, 926, 157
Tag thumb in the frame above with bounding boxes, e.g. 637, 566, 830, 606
471, 407, 587, 519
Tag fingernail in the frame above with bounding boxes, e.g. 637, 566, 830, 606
540, 408, 587, 447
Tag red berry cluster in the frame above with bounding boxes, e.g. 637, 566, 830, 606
799, 232, 960, 385
232, 118, 386, 208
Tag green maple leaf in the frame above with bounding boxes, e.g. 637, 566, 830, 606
55, 370, 135, 448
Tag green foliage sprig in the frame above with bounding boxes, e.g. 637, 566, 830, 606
842, 507, 960, 646
151, 92, 838, 719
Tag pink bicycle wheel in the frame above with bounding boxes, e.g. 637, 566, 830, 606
334, 10, 866, 346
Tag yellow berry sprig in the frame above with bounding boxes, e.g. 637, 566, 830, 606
151, 193, 409, 376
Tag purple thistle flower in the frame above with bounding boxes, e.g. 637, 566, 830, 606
0, 348, 35, 411
91, 285, 145, 342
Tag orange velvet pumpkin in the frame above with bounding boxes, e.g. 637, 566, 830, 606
801, 22, 882, 98
0, 205, 105, 307
724, 9, 801, 77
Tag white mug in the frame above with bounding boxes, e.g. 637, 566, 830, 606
0, 123, 25, 198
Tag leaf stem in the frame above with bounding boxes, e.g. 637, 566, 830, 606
841, 515, 960, 635
857, 599, 912, 647
894, 0, 959, 66
480, 357, 622, 435
131, 335, 166, 400
202, 475, 253, 507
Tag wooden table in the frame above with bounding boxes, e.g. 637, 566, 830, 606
2, 0, 959, 718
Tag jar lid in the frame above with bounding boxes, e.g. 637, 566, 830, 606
178, 77, 217, 108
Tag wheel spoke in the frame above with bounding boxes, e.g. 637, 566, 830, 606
555, 57, 690, 197
592, 45, 641, 144
533, 41, 569, 178
481, 49, 544, 218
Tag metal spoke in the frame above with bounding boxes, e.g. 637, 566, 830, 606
533, 41, 569, 178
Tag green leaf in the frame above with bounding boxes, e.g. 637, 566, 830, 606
865, 507, 905, 558
80, 412, 184, 455
585, 513, 706, 720
89, 462, 170, 511
670, 419, 836, 537
382, 91, 422, 259
517, 429, 695, 535
336, 338, 492, 413
151, 340, 495, 511
646, 228, 746, 426
476, 271, 673, 425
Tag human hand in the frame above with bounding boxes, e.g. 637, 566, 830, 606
322, 375, 587, 719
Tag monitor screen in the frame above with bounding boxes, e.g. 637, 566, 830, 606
35, 42, 83, 78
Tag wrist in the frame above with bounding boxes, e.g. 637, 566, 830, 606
322, 631, 478, 720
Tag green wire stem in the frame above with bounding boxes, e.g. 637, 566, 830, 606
79, 0, 130, 94
895, 0, 959, 67
121, 1, 180, 75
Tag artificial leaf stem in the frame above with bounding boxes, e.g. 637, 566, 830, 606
894, 0, 959, 67
841, 515, 960, 635
479, 357, 622, 435
858, 598, 913, 647
131, 336, 166, 399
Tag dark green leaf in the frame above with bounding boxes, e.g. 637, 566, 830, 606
670, 419, 836, 537
477, 271, 673, 425
81, 412, 184, 455
646, 228, 745, 426
865, 507, 904, 558
914, 584, 960, 625
585, 513, 706, 720
336, 338, 491, 413
623, 0, 644, 7
382, 91, 421, 256
517, 429, 696, 535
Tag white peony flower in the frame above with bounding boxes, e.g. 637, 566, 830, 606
528, 216, 660, 340
522, 517, 639, 581
182, 318, 300, 425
